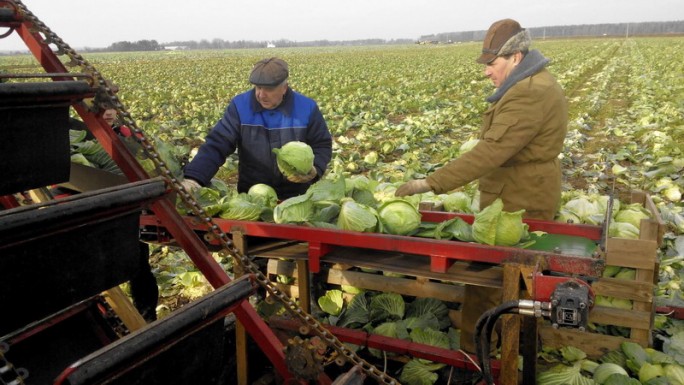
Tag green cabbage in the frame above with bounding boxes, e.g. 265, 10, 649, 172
219, 193, 263, 221
272, 141, 314, 177
337, 293, 370, 328
615, 203, 651, 229
399, 359, 440, 385
337, 197, 379, 232
406, 297, 451, 330
615, 268, 636, 280
433, 217, 473, 241
247, 183, 278, 208
318, 289, 344, 316
472, 198, 528, 246
609, 222, 640, 239
536, 361, 595, 385
639, 363, 664, 383
410, 328, 449, 366
307, 175, 346, 202
401, 315, 441, 332
195, 187, 226, 216
621, 341, 649, 375
441, 191, 473, 213
665, 364, 684, 385
594, 362, 629, 384
377, 199, 422, 235
369, 321, 408, 358
602, 265, 623, 278
311, 200, 340, 223
369, 292, 405, 323
273, 192, 314, 224
604, 374, 641, 385
595, 295, 633, 310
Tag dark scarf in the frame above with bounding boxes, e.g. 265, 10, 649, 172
486, 49, 550, 103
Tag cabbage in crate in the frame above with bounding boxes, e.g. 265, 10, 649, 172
272, 141, 314, 178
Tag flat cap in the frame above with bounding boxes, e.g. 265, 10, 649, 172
477, 19, 530, 64
249, 57, 289, 86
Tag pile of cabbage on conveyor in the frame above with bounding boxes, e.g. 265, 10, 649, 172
176, 171, 536, 248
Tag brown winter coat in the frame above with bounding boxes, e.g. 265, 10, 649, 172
426, 67, 568, 220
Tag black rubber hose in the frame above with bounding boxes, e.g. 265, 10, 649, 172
474, 300, 520, 385
474, 300, 519, 369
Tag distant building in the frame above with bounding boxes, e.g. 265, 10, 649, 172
266, 42, 276, 48
163, 45, 187, 51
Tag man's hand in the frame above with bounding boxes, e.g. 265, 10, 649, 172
395, 179, 432, 197
180, 178, 201, 193
287, 168, 318, 183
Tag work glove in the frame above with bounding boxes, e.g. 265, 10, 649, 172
286, 167, 318, 184
395, 179, 432, 197
180, 178, 201, 193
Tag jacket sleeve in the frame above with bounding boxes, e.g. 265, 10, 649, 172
426, 82, 544, 194
306, 104, 333, 179
183, 102, 241, 186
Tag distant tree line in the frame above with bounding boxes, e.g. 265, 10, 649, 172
106, 39, 162, 52
420, 20, 684, 43
87, 38, 413, 53
78, 20, 683, 53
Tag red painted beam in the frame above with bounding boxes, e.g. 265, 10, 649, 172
141, 215, 604, 277
421, 211, 603, 240
269, 317, 497, 377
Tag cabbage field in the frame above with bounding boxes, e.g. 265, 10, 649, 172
3, 36, 684, 382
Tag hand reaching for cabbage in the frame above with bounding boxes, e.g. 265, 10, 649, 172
395, 179, 432, 197
180, 178, 201, 193
286, 167, 317, 183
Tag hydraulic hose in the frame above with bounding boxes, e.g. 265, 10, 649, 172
474, 300, 522, 385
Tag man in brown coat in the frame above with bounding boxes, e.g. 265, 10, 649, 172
395, 18, 568, 353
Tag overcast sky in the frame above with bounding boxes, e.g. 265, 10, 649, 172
3, 0, 683, 51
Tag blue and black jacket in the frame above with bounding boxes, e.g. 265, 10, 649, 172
184, 87, 332, 199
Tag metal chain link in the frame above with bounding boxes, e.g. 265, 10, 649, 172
12, 1, 399, 383
0, 343, 27, 385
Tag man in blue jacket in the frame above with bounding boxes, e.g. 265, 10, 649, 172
182, 57, 332, 199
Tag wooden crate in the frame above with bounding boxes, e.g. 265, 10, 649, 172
266, 257, 474, 330
540, 191, 665, 357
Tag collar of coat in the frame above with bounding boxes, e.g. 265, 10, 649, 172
486, 49, 550, 103
251, 87, 293, 116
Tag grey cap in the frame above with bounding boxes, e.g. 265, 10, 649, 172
249, 57, 289, 86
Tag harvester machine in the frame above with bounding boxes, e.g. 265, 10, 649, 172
1, 2, 665, 385
0, 1, 382, 384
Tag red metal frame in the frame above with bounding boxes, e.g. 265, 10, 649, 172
421, 211, 603, 239
269, 317, 499, 378
2, 6, 295, 381
140, 213, 606, 277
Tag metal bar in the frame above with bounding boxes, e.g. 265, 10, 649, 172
1, 297, 101, 345
0, 80, 94, 105
0, 72, 92, 79
269, 317, 494, 375
54, 276, 257, 385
